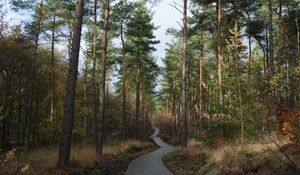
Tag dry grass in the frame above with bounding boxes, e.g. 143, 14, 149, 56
71, 140, 150, 167
0, 140, 153, 175
164, 139, 299, 175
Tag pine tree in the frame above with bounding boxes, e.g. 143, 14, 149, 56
57, 0, 84, 168
96, 0, 110, 156
126, 2, 159, 138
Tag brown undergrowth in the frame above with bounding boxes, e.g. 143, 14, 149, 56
0, 139, 155, 175
164, 139, 300, 175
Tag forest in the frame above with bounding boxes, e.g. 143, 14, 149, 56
0, 0, 300, 175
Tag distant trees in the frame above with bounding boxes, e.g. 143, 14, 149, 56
0, 0, 160, 165
111, 0, 133, 140
4, 0, 300, 170
159, 0, 300, 148
0, 28, 42, 150
126, 2, 159, 138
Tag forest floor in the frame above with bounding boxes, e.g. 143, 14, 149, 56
163, 139, 300, 175
0, 139, 156, 175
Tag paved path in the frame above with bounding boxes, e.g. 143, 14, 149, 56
125, 126, 175, 175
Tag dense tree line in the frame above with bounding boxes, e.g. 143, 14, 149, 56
0, 0, 160, 167
1, 0, 300, 169
160, 0, 300, 148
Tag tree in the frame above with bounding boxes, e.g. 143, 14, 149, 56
111, 0, 133, 139
91, 0, 98, 143
9, 0, 45, 148
217, 0, 223, 113
57, 0, 84, 168
96, 0, 110, 156
161, 41, 181, 140
126, 2, 159, 138
181, 0, 188, 148
43, 0, 67, 123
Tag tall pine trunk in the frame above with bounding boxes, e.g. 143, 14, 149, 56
268, 0, 276, 132
135, 51, 141, 138
181, 0, 188, 148
92, 0, 98, 142
50, 15, 56, 123
120, 21, 127, 139
57, 0, 84, 168
97, 0, 110, 156
217, 0, 223, 113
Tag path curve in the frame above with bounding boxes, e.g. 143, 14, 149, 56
125, 126, 175, 175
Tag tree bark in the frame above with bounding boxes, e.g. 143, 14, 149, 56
135, 51, 141, 138
92, 0, 98, 143
268, 0, 275, 76
57, 0, 84, 168
83, 56, 87, 141
199, 31, 204, 137
1, 83, 13, 150
217, 0, 223, 113
120, 20, 127, 139
277, 1, 282, 72
171, 74, 176, 140
50, 15, 56, 123
199, 31, 204, 117
268, 0, 276, 132
96, 0, 110, 156
181, 0, 188, 148
296, 18, 300, 108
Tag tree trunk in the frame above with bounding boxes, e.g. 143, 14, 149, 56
1, 84, 13, 150
296, 18, 300, 58
268, 0, 276, 132
246, 12, 252, 97
50, 15, 56, 123
57, 0, 84, 168
296, 18, 300, 108
284, 25, 291, 107
96, 0, 109, 156
199, 31, 204, 138
83, 57, 87, 141
268, 0, 275, 77
217, 0, 223, 113
17, 88, 22, 146
199, 31, 204, 116
92, 0, 98, 143
135, 51, 141, 138
181, 0, 188, 148
277, 1, 282, 72
120, 21, 127, 139
24, 83, 32, 148
171, 75, 176, 140
140, 81, 145, 133
265, 29, 269, 71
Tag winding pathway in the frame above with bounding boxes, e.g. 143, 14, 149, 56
125, 126, 175, 175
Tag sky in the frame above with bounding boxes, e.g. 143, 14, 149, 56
3, 0, 184, 64
151, 0, 182, 66
2, 0, 185, 90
